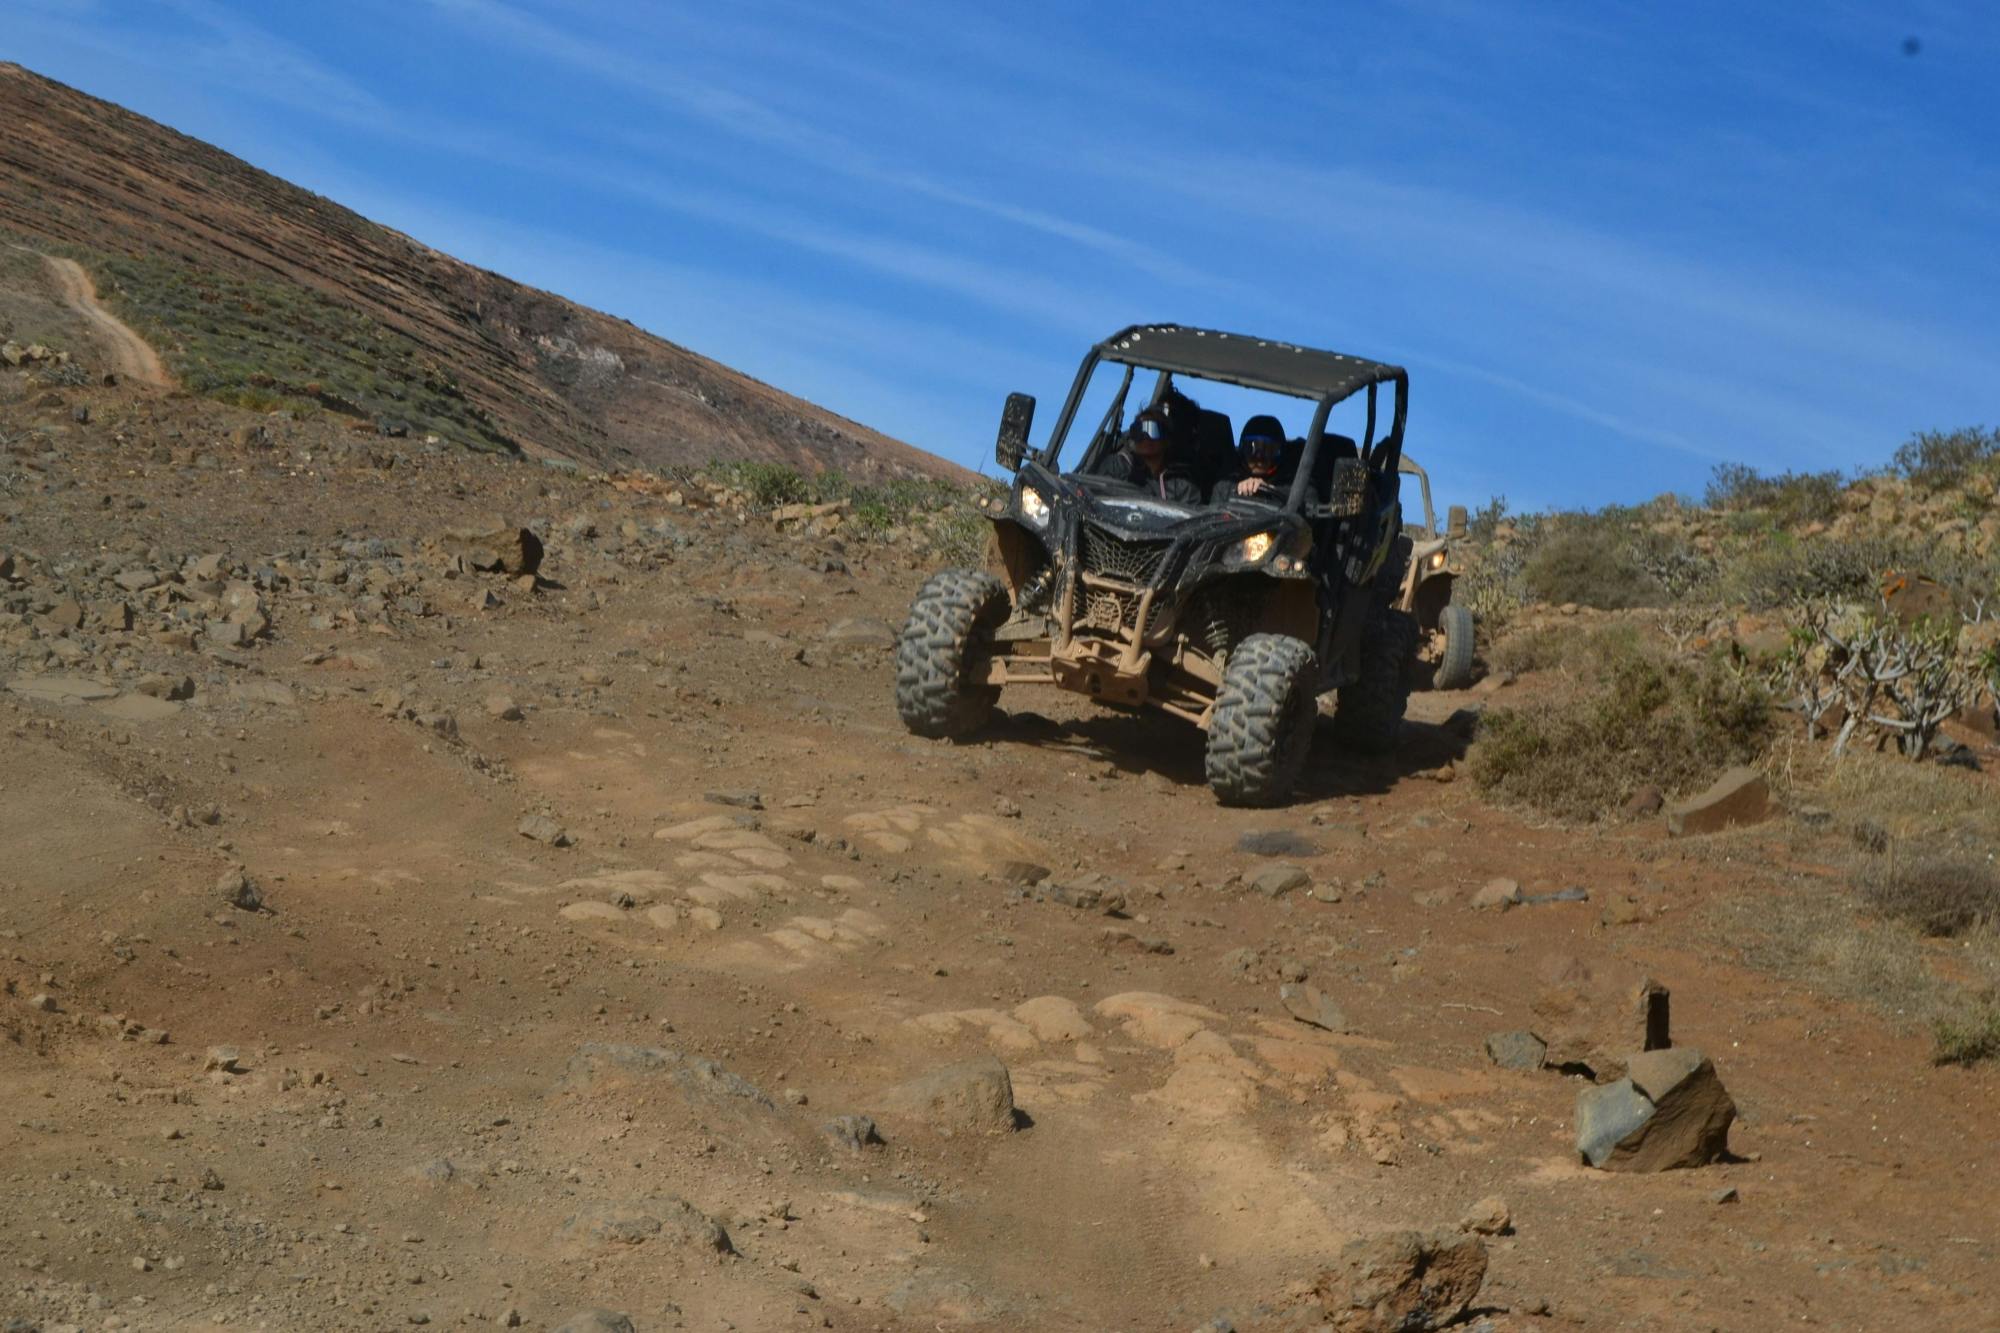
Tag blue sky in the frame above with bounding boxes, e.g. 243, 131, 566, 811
8, 1, 1996, 511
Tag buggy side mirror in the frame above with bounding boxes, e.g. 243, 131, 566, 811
995, 392, 1035, 471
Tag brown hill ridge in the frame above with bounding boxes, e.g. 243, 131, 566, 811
0, 61, 967, 480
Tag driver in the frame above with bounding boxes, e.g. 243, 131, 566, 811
1103, 407, 1204, 504
1230, 415, 1298, 500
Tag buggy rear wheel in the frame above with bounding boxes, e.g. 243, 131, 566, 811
1433, 603, 1477, 690
894, 568, 1009, 739
1334, 607, 1417, 754
1205, 633, 1319, 807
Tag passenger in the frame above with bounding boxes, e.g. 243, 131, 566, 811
1102, 407, 1205, 504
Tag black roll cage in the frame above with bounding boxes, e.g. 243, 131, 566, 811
1037, 338, 1409, 516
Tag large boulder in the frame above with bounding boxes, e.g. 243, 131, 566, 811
1666, 767, 1770, 836
1575, 1048, 1735, 1171
880, 1055, 1017, 1134
1315, 1228, 1488, 1331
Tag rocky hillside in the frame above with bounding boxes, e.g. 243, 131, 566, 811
0, 62, 967, 482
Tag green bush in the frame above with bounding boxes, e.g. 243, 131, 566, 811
1893, 426, 1999, 491
1520, 528, 1668, 609
1469, 630, 1773, 821
1705, 463, 1847, 525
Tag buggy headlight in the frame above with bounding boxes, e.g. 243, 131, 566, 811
1236, 531, 1276, 564
1428, 550, 1447, 570
1018, 485, 1050, 529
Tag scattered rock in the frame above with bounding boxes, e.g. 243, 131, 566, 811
441, 526, 543, 577
1278, 982, 1349, 1033
1575, 1048, 1736, 1171
1666, 767, 1770, 836
1316, 1228, 1488, 1331
203, 1046, 245, 1074
704, 788, 763, 810
822, 1113, 883, 1151
991, 859, 1052, 886
217, 868, 262, 912
823, 617, 897, 647
1459, 1196, 1512, 1236
880, 1056, 1017, 1135
1470, 878, 1521, 910
518, 815, 571, 847
551, 1312, 636, 1333
1249, 864, 1311, 898
1483, 1030, 1547, 1072
1711, 1186, 1740, 1205
484, 693, 523, 721
561, 1198, 732, 1253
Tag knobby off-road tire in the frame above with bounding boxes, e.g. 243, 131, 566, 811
1334, 607, 1418, 754
1205, 633, 1321, 807
894, 568, 1010, 739
1433, 603, 1477, 690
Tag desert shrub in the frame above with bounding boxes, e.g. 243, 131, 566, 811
711, 461, 812, 507
1520, 528, 1667, 609
1893, 426, 2000, 490
1857, 853, 2000, 938
1467, 495, 1509, 542
1933, 1003, 2000, 1066
1469, 631, 1773, 820
1718, 532, 1920, 610
1705, 463, 1846, 525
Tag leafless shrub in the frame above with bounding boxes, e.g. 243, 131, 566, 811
1857, 851, 2000, 938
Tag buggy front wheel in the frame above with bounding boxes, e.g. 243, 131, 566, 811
894, 569, 1009, 738
1205, 634, 1320, 807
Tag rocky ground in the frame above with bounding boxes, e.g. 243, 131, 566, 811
3, 349, 1998, 1332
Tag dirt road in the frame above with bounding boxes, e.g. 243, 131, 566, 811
0, 383, 1994, 1331
17, 249, 171, 387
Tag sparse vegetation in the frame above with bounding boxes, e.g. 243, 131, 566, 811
1892, 425, 2000, 491
1705, 462, 1846, 525
697, 460, 996, 564
1469, 624, 1773, 820
14, 231, 517, 452
1857, 852, 2000, 939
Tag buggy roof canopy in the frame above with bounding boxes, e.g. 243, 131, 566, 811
1096, 324, 1405, 401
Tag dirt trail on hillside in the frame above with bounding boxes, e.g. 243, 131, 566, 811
35, 252, 171, 387
0, 380, 1995, 1331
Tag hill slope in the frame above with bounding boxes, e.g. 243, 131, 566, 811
0, 61, 966, 480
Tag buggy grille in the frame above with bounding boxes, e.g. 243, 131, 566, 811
1079, 525, 1170, 585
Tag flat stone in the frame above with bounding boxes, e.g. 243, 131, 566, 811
1667, 767, 1770, 836
1471, 878, 1521, 910
6, 674, 118, 704
551, 1311, 635, 1333
823, 616, 898, 646
1250, 864, 1311, 898
1279, 982, 1350, 1033
518, 815, 571, 847
440, 526, 544, 577
1483, 1029, 1547, 1072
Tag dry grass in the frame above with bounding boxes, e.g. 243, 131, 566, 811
1711, 748, 2000, 1065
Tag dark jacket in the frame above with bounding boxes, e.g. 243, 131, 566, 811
1100, 448, 1205, 505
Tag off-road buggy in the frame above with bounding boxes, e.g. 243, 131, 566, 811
894, 324, 1419, 806
1396, 456, 1477, 690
